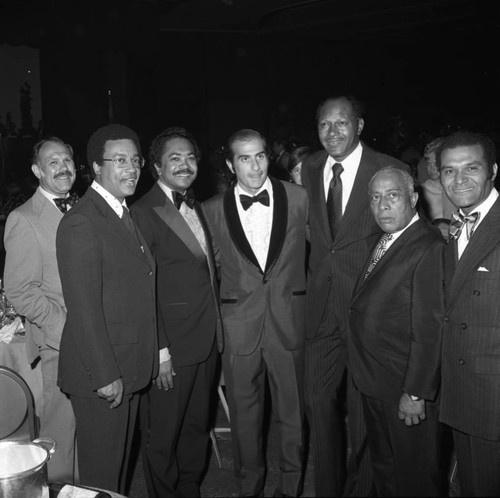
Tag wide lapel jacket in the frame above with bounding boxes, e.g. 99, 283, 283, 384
446, 197, 500, 310
223, 177, 288, 277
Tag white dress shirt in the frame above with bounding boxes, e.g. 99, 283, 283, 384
234, 178, 273, 271
323, 141, 363, 212
457, 188, 499, 259
39, 186, 72, 211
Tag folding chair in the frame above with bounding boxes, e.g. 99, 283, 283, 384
0, 365, 39, 441
210, 371, 231, 468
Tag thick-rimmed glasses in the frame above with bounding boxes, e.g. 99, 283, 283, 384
103, 154, 145, 169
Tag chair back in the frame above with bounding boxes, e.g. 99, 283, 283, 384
0, 365, 38, 441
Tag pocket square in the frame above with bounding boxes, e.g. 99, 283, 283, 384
477, 266, 489, 272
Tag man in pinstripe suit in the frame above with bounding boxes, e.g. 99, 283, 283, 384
438, 131, 500, 497
301, 94, 410, 496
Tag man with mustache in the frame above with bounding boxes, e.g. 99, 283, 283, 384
301, 94, 410, 496
4, 137, 78, 482
203, 129, 308, 497
131, 127, 223, 497
56, 124, 158, 493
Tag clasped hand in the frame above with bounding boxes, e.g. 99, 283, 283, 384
97, 378, 123, 409
398, 393, 426, 426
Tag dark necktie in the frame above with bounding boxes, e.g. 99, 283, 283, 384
173, 190, 195, 210
239, 189, 270, 211
363, 233, 393, 282
122, 207, 142, 249
326, 162, 344, 239
448, 211, 480, 241
54, 193, 79, 213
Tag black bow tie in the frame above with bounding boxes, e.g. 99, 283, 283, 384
239, 189, 270, 211
54, 192, 79, 213
173, 190, 195, 209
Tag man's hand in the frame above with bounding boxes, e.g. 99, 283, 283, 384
97, 378, 124, 409
398, 393, 426, 426
154, 359, 176, 390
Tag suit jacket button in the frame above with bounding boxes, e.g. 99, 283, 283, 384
461, 323, 467, 329
459, 358, 465, 365
473, 290, 480, 296
148, 271, 153, 276
444, 315, 449, 322
331, 249, 336, 255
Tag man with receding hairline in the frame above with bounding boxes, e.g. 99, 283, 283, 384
4, 136, 78, 482
349, 166, 445, 496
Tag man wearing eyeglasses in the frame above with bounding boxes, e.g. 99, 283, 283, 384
4, 137, 78, 483
56, 124, 158, 494
131, 127, 223, 497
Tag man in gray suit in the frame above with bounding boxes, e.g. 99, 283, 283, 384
203, 129, 308, 497
4, 137, 77, 482
438, 131, 500, 496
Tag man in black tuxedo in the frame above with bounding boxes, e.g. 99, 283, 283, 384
349, 166, 445, 496
56, 124, 158, 493
438, 131, 500, 496
301, 94, 410, 496
131, 127, 223, 498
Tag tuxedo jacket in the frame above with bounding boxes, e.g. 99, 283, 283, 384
349, 219, 445, 403
3, 187, 66, 363
440, 195, 500, 440
202, 178, 308, 355
131, 183, 223, 367
301, 144, 411, 340
56, 188, 158, 397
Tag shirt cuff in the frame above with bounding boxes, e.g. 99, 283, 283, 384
159, 347, 171, 363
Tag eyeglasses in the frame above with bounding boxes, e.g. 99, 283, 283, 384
103, 154, 145, 169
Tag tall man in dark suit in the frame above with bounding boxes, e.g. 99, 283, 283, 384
349, 166, 445, 496
203, 129, 308, 497
131, 127, 223, 498
4, 137, 77, 482
438, 131, 500, 496
301, 94, 410, 496
56, 124, 158, 494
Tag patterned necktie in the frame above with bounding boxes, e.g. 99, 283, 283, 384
448, 211, 480, 241
326, 162, 344, 239
54, 193, 79, 213
239, 190, 270, 211
363, 233, 393, 282
173, 190, 195, 210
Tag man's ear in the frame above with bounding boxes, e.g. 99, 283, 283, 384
411, 191, 419, 209
357, 118, 365, 136
31, 164, 41, 179
226, 159, 235, 174
491, 162, 498, 181
93, 161, 101, 177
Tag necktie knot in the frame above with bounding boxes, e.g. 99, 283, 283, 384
239, 189, 270, 211
54, 192, 79, 213
449, 211, 480, 240
332, 162, 344, 178
173, 190, 195, 210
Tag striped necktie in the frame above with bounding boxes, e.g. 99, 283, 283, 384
326, 162, 344, 240
448, 211, 480, 241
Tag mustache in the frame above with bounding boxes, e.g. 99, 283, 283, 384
54, 170, 74, 179
174, 168, 195, 176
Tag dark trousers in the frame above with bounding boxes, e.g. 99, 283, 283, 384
453, 428, 500, 497
140, 344, 218, 498
362, 395, 444, 497
305, 334, 374, 497
71, 392, 139, 494
223, 339, 305, 497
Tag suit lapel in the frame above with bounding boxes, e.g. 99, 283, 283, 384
447, 198, 500, 308
307, 151, 332, 247
223, 184, 262, 272
265, 178, 287, 274
88, 188, 152, 265
150, 184, 207, 268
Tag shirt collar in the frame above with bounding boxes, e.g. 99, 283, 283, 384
458, 187, 499, 222
38, 185, 69, 203
324, 141, 363, 173
91, 180, 128, 218
156, 180, 178, 204
386, 212, 420, 243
